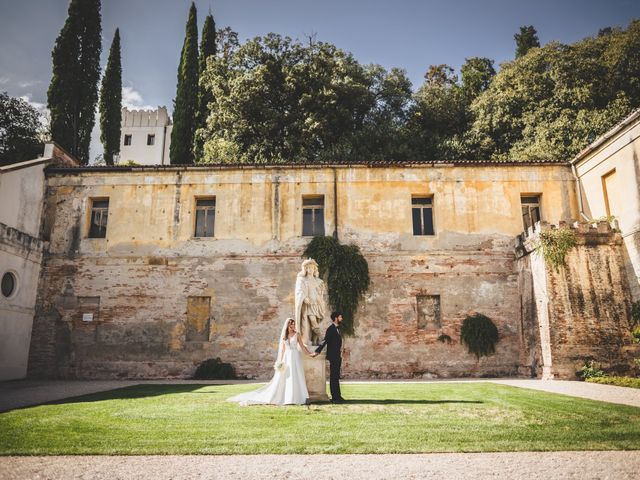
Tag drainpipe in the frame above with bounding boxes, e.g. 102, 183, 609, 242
571, 162, 590, 221
333, 167, 338, 239
160, 125, 167, 165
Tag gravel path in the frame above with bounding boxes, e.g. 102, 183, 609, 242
2, 451, 640, 480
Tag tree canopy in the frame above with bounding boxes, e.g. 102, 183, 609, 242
468, 20, 640, 160
47, 0, 102, 165
198, 34, 413, 164
0, 92, 45, 165
170, 2, 199, 165
99, 28, 122, 166
195, 20, 640, 163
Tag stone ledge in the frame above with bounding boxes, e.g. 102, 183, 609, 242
515, 220, 622, 257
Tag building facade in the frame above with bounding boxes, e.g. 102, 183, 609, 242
29, 159, 625, 380
572, 109, 640, 301
118, 107, 172, 166
0, 144, 77, 380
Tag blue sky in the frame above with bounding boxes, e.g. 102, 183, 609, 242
1, 0, 640, 160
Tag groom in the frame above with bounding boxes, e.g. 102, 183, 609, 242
315, 311, 345, 403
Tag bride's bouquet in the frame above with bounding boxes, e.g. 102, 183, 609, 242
274, 361, 285, 372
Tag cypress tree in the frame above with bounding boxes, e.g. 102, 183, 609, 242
170, 2, 199, 165
194, 12, 217, 159
515, 25, 540, 58
99, 28, 122, 166
47, 0, 102, 164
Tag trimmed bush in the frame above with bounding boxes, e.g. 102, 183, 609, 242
193, 357, 237, 380
587, 376, 640, 389
460, 313, 499, 359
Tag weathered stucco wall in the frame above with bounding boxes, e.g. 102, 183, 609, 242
29, 163, 579, 379
516, 222, 634, 379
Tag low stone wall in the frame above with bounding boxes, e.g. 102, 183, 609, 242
516, 221, 634, 379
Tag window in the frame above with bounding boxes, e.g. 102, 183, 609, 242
602, 169, 618, 217
302, 196, 325, 236
187, 296, 211, 342
89, 199, 109, 238
412, 196, 434, 235
1, 272, 16, 298
124, 134, 132, 146
521, 195, 541, 232
417, 295, 441, 330
147, 134, 155, 146
195, 198, 215, 237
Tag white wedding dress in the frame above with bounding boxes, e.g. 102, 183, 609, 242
228, 333, 309, 406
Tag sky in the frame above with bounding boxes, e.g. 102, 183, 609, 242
1, 0, 640, 161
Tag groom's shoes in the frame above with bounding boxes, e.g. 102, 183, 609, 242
331, 397, 346, 404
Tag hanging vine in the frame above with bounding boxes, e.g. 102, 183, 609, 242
535, 227, 577, 272
460, 313, 499, 359
303, 236, 370, 335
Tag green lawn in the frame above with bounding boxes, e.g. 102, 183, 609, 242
1, 382, 639, 455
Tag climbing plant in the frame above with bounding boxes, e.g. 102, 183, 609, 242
535, 227, 577, 272
303, 236, 370, 335
460, 313, 499, 359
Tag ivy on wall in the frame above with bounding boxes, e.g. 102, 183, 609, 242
460, 313, 499, 359
535, 227, 577, 272
303, 236, 370, 335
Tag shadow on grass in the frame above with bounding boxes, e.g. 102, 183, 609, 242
45, 384, 220, 406
317, 399, 484, 405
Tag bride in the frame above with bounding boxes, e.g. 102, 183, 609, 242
228, 318, 316, 405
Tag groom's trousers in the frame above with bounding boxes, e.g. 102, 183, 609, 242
329, 357, 342, 400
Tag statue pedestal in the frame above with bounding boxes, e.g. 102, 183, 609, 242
303, 350, 329, 402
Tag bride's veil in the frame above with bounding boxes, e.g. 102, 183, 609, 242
276, 317, 294, 365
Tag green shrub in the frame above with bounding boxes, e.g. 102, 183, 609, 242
632, 327, 640, 344
587, 376, 640, 389
460, 313, 499, 359
632, 301, 640, 328
193, 357, 237, 380
578, 360, 605, 379
437, 334, 452, 344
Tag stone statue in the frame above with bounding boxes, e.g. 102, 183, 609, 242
294, 258, 326, 346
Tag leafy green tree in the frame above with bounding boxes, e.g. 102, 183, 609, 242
199, 34, 386, 163
468, 20, 640, 160
170, 2, 199, 165
460, 57, 496, 101
99, 28, 122, 166
194, 13, 217, 160
515, 25, 540, 58
47, 0, 102, 164
408, 64, 467, 159
0, 92, 45, 165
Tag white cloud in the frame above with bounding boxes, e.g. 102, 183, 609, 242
0, 76, 9, 86
18, 80, 43, 88
122, 85, 155, 111
18, 94, 50, 129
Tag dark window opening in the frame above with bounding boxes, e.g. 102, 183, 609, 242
195, 198, 216, 237
521, 195, 541, 232
302, 196, 325, 236
1, 272, 16, 298
412, 196, 434, 235
89, 199, 109, 238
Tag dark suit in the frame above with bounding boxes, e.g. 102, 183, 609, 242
315, 323, 342, 401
